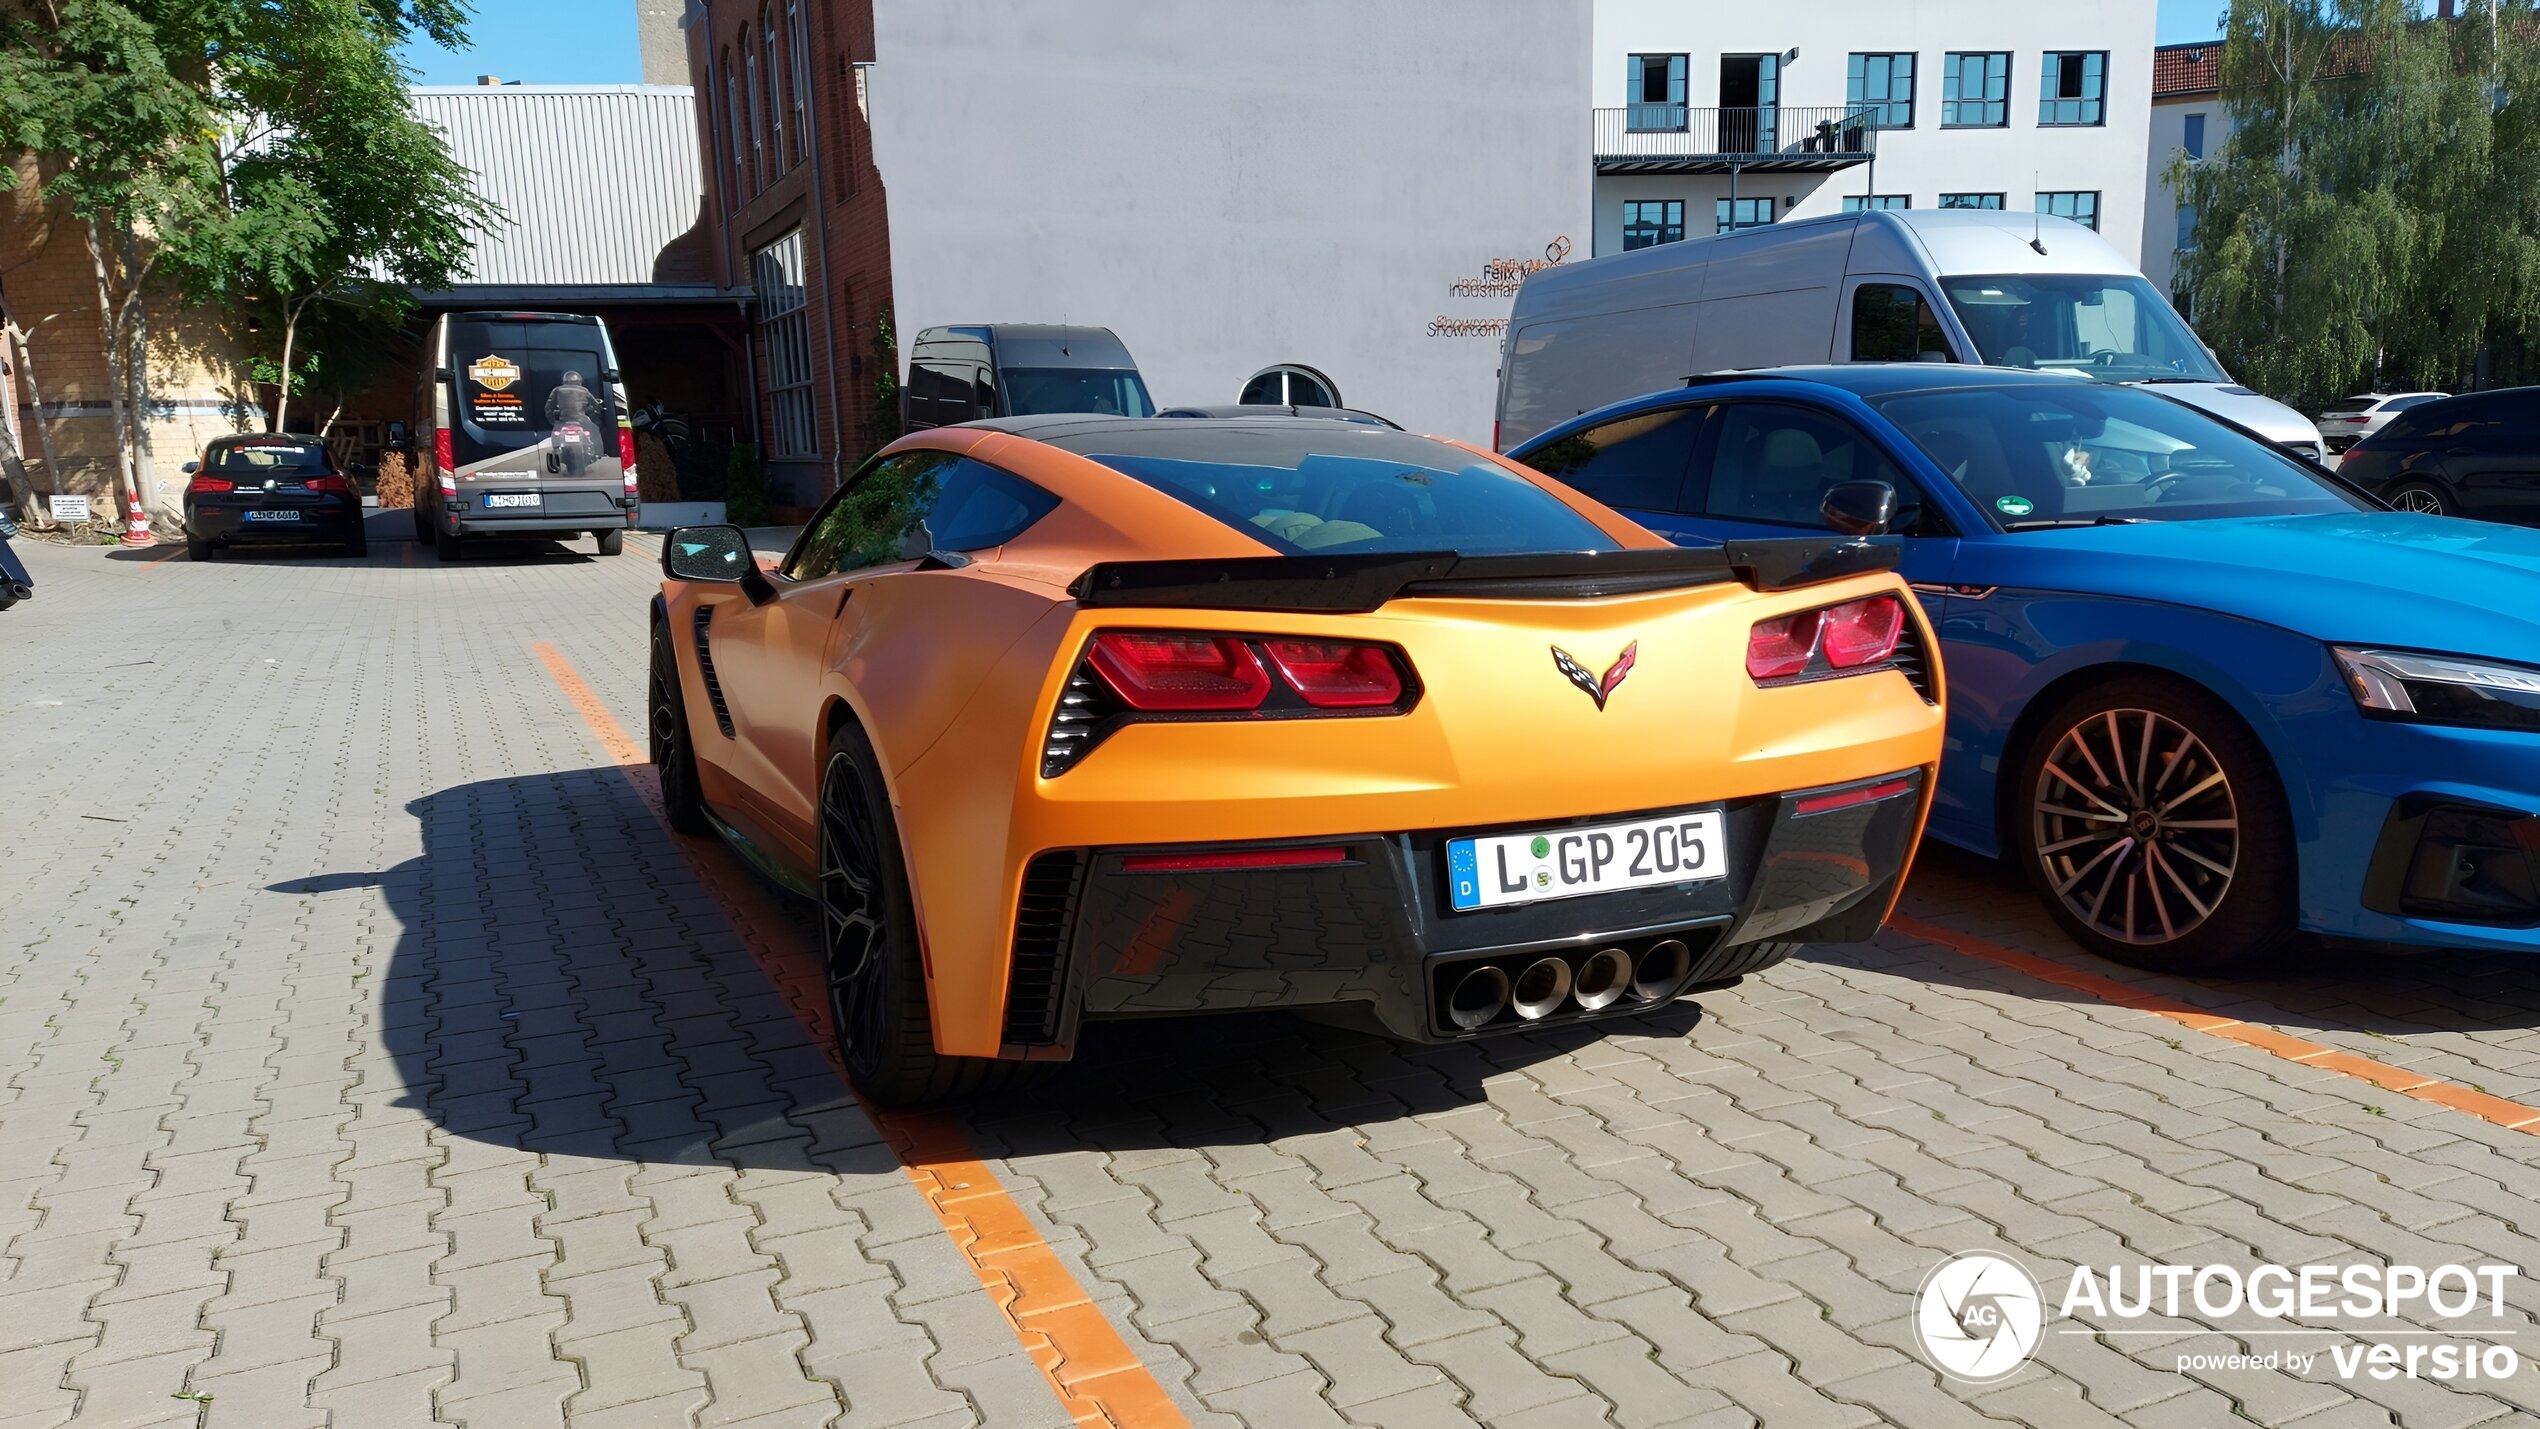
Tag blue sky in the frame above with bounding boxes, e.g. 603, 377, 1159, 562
399, 0, 2233, 89
398, 0, 641, 87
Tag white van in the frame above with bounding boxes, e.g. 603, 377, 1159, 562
1495, 209, 2325, 460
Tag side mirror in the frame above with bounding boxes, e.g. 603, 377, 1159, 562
435, 367, 455, 384
664, 524, 756, 585
1821, 480, 1896, 537
181, 460, 200, 475
601, 368, 622, 384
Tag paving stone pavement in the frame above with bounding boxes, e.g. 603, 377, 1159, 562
5, 521, 2540, 1428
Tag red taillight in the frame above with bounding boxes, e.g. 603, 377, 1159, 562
433, 428, 455, 475
304, 475, 353, 494
1119, 847, 1348, 873
186, 474, 234, 495
1746, 610, 1825, 681
1822, 595, 1904, 668
1492, 419, 1502, 453
1794, 775, 1917, 817
1087, 632, 1273, 711
620, 428, 639, 493
1264, 639, 1404, 708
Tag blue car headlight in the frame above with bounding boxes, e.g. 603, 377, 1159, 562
2334, 647, 2540, 733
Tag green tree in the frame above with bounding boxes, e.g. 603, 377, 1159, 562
2175, 0, 2540, 410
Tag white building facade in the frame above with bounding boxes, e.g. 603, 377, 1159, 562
1590, 1, 2157, 262
2142, 43, 2230, 295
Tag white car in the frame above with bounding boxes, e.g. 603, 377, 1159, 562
2318, 391, 2448, 452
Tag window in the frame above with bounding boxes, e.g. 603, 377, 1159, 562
1939, 192, 2004, 210
1716, 197, 1775, 233
905, 360, 990, 428
1621, 199, 1684, 250
1083, 427, 1624, 557
1942, 52, 2009, 127
744, 38, 766, 188
1003, 369, 1152, 418
1628, 53, 1688, 131
2176, 204, 2199, 253
2182, 112, 2207, 159
785, 452, 1059, 579
1851, 284, 1952, 363
1848, 53, 1916, 128
752, 230, 816, 457
764, 8, 786, 169
721, 49, 745, 198
2040, 51, 2106, 126
1936, 273, 2225, 381
2035, 191, 2100, 231
1240, 366, 1342, 408
788, 0, 811, 167
1517, 404, 1704, 513
1844, 195, 1911, 212
1702, 404, 1915, 530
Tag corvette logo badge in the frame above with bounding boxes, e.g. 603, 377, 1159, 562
1551, 641, 1637, 711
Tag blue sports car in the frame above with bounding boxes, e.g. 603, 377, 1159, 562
1511, 366, 2540, 971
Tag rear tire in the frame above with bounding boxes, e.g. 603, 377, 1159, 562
2387, 481, 2456, 517
2011, 676, 2297, 973
596, 528, 624, 556
344, 525, 369, 559
819, 721, 1046, 1107
187, 535, 213, 561
648, 621, 712, 836
434, 522, 463, 561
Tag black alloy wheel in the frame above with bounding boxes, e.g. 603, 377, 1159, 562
648, 622, 711, 835
2014, 677, 2296, 972
816, 722, 1042, 1106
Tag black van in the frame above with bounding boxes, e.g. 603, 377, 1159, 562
412, 310, 639, 560
903, 325, 1155, 430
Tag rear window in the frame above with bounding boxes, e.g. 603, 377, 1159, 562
1002, 367, 1154, 418
1080, 427, 1621, 556
209, 440, 335, 474
445, 321, 614, 464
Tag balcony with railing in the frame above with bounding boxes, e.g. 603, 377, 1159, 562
1595, 105, 1881, 174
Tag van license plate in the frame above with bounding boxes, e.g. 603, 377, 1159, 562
485, 493, 539, 508
1447, 811, 1726, 911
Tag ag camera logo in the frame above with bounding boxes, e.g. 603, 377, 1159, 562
1914, 1251, 2044, 1383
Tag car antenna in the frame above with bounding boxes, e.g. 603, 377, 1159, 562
2030, 172, 2048, 254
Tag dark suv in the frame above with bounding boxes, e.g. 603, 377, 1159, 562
2339, 387, 2540, 525
183, 434, 367, 559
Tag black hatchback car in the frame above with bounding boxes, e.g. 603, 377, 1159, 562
2338, 386, 2540, 525
183, 434, 367, 559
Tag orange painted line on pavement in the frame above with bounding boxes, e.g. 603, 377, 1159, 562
532, 642, 1189, 1429
1889, 914, 2540, 1134
137, 543, 184, 568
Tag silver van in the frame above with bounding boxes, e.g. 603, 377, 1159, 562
1496, 210, 2325, 460
412, 310, 638, 560
903, 325, 1154, 430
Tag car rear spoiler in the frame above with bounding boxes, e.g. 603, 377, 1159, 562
1070, 537, 1900, 613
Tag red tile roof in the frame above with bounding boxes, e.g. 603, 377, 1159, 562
2154, 42, 2220, 98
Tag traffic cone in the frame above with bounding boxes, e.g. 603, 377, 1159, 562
120, 481, 153, 546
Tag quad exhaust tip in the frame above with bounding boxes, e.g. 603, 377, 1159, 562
1632, 939, 1693, 1002
1573, 947, 1633, 1012
1447, 964, 1512, 1030
1511, 956, 1574, 1021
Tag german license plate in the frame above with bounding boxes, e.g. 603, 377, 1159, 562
244, 509, 302, 522
1447, 811, 1727, 911
485, 493, 539, 508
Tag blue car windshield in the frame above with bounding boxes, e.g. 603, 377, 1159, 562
1084, 434, 1622, 556
1869, 383, 2369, 530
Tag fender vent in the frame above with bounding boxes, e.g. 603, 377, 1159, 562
692, 606, 735, 737
1890, 618, 1938, 704
1002, 851, 1085, 1046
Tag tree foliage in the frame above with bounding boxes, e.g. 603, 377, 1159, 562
2176, 0, 2540, 411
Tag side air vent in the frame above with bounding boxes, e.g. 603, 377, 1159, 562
1889, 617, 1938, 705
1002, 851, 1086, 1046
1040, 659, 1121, 778
692, 606, 735, 737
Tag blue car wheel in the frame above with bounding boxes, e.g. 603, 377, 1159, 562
2012, 676, 2299, 971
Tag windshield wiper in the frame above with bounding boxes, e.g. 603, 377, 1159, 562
2001, 516, 2150, 530
2132, 375, 2212, 385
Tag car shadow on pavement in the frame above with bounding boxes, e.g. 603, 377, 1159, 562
1862, 842, 2540, 1037
281, 764, 1695, 1171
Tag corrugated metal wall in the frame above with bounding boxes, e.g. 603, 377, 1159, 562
409, 86, 704, 288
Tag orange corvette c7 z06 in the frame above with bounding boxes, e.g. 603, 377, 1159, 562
649, 416, 1945, 1105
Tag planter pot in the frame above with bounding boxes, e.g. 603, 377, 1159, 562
639, 501, 729, 531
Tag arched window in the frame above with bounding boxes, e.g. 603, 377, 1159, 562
721, 48, 745, 198
1239, 365, 1342, 409
763, 6, 785, 170
787, 0, 811, 168
744, 31, 765, 188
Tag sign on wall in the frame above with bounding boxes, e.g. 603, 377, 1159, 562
48, 494, 91, 522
